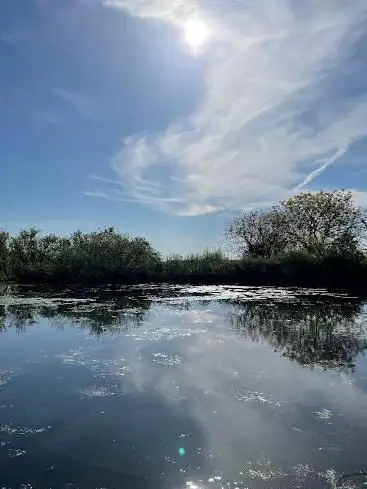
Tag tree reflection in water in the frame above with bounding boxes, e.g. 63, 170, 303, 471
226, 298, 367, 371
0, 285, 152, 336
1, 284, 367, 371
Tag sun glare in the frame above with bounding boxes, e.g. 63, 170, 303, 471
183, 18, 210, 51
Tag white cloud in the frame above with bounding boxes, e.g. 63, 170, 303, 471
99, 0, 367, 215
82, 190, 113, 200
103, 0, 198, 24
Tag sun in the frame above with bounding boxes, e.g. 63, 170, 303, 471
183, 18, 210, 51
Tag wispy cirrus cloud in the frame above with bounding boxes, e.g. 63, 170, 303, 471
102, 0, 198, 24
92, 0, 367, 215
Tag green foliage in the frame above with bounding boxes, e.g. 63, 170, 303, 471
227, 208, 289, 258
1, 227, 161, 283
227, 190, 367, 258
0, 230, 10, 280
163, 250, 235, 283
280, 190, 365, 255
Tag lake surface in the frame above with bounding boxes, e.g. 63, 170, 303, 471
1, 284, 367, 489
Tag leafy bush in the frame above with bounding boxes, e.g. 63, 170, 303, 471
1, 227, 161, 283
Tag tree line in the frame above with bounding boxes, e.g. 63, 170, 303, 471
0, 227, 162, 283
1, 190, 367, 289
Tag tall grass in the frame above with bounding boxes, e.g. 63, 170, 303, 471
162, 250, 236, 283
162, 250, 367, 290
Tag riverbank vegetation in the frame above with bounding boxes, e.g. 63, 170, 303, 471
1, 191, 367, 290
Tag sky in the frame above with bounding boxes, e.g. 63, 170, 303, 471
1, 0, 367, 254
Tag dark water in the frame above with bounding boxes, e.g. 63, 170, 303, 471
1, 285, 367, 489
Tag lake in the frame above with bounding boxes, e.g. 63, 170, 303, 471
1, 284, 367, 489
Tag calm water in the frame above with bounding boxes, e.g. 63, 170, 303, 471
1, 285, 367, 489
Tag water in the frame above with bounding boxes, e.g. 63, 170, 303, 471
1, 284, 367, 489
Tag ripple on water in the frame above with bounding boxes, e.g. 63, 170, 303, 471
240, 458, 287, 481
57, 349, 130, 377
292, 463, 316, 487
8, 448, 27, 458
0, 369, 18, 388
0, 424, 51, 435
185, 465, 359, 489
126, 326, 207, 342
233, 387, 282, 407
313, 408, 333, 422
79, 385, 122, 398
1, 431, 38, 461
152, 353, 183, 367
320, 468, 359, 489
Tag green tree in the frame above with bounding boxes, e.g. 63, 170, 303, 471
9, 228, 42, 278
280, 190, 365, 255
227, 191, 366, 258
3, 227, 162, 283
0, 230, 10, 280
226, 208, 289, 258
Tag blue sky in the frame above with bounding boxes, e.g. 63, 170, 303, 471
1, 0, 367, 254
